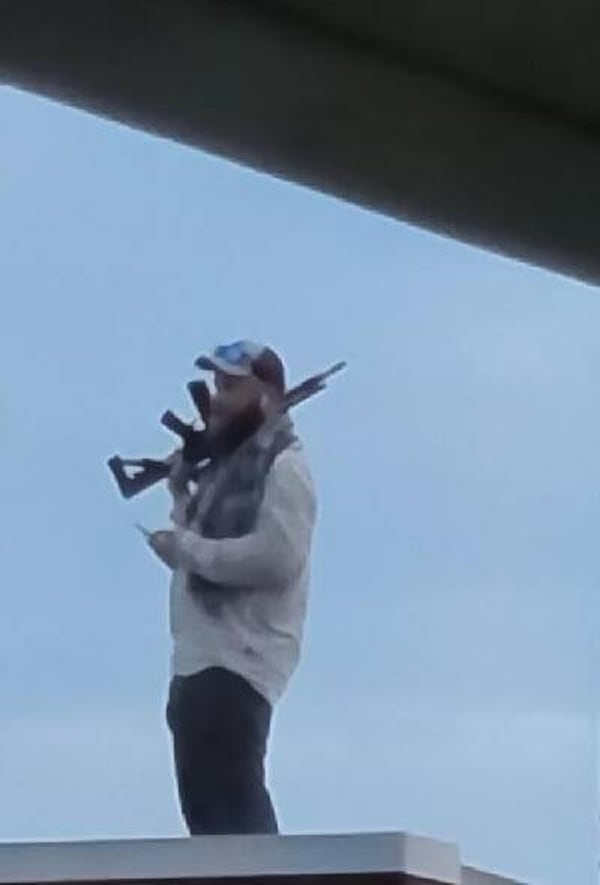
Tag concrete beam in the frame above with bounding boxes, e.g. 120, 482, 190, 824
1, 1, 599, 284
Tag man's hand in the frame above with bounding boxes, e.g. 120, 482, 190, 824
148, 530, 180, 570
166, 449, 194, 497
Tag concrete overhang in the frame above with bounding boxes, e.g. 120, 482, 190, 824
1, 1, 598, 281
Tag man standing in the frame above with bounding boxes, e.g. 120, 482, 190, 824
146, 341, 317, 836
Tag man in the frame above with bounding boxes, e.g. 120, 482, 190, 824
146, 341, 317, 836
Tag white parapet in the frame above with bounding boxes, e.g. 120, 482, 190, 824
0, 832, 461, 884
0, 833, 528, 884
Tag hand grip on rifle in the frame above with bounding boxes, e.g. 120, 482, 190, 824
107, 362, 345, 500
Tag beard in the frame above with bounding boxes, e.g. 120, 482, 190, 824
206, 398, 265, 457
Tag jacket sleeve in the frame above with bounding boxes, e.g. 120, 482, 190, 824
172, 449, 316, 589
166, 450, 194, 528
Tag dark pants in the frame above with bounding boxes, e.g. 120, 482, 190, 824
166, 666, 278, 835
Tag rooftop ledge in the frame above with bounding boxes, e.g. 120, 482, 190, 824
0, 831, 521, 885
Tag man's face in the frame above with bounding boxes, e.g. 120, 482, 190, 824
208, 370, 263, 434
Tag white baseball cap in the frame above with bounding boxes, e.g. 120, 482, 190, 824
195, 340, 286, 392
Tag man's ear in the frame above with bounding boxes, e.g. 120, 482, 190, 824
259, 384, 281, 416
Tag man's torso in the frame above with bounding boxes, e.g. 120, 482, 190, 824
168, 442, 316, 705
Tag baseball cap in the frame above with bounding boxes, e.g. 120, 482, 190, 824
195, 340, 286, 393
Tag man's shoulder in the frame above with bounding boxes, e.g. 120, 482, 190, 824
274, 438, 310, 471
270, 440, 316, 501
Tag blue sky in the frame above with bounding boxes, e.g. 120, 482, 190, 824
1, 85, 598, 885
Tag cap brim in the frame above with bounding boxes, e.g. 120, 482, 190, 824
195, 354, 250, 376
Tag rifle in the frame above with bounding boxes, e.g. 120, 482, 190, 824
107, 361, 346, 500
